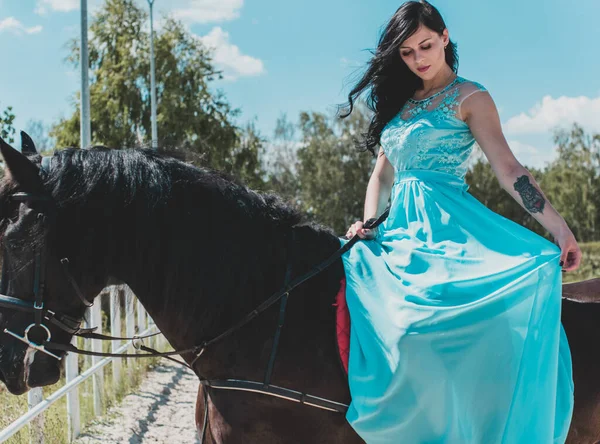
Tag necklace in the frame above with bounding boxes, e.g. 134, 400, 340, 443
409, 74, 459, 103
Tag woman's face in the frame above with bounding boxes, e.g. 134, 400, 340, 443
399, 25, 449, 79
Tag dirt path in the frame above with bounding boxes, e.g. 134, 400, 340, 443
74, 362, 200, 443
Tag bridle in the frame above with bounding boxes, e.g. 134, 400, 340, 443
0, 156, 162, 358
0, 187, 97, 361
0, 154, 389, 440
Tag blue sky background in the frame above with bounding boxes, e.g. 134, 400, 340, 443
0, 0, 599, 169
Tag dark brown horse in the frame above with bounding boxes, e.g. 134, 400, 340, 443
0, 136, 598, 443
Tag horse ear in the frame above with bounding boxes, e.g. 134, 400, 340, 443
0, 137, 43, 192
20, 131, 37, 156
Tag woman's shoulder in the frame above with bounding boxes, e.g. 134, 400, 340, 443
455, 76, 488, 95
453, 77, 490, 117
454, 77, 492, 122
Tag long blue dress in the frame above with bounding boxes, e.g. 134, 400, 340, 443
337, 76, 575, 443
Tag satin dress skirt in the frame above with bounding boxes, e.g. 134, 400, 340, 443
337, 169, 574, 444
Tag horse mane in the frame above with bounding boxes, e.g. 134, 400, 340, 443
39, 146, 309, 229
1, 146, 334, 276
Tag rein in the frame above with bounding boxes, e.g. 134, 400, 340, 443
0, 156, 389, 438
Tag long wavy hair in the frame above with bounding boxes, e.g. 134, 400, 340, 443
338, 0, 459, 156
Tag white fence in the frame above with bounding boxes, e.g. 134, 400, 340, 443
0, 284, 165, 443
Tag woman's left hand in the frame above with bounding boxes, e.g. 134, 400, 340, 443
554, 227, 582, 272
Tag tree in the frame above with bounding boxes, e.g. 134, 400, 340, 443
295, 103, 375, 234
0, 103, 16, 179
0, 103, 16, 144
262, 113, 302, 205
542, 123, 600, 242
50, 0, 261, 185
230, 120, 268, 191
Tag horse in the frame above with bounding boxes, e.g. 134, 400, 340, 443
0, 134, 598, 443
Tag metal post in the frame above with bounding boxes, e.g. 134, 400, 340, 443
80, 0, 91, 149
148, 0, 158, 149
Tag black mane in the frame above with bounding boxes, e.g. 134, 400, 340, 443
39, 147, 308, 229
0, 147, 334, 283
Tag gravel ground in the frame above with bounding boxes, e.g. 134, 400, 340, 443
74, 362, 200, 444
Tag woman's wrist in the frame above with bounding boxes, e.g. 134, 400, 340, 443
552, 218, 571, 240
363, 217, 381, 238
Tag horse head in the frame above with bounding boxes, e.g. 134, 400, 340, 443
0, 135, 105, 395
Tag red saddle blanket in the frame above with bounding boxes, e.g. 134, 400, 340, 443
333, 277, 350, 374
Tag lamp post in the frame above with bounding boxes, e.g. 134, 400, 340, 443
148, 0, 158, 150
80, 0, 91, 150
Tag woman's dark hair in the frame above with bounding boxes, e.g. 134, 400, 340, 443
338, 0, 459, 156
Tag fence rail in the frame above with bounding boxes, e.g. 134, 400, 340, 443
0, 284, 164, 443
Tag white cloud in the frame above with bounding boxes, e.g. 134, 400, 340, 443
506, 139, 557, 169
503, 94, 600, 136
172, 0, 243, 24
35, 0, 79, 14
0, 17, 43, 35
197, 27, 265, 81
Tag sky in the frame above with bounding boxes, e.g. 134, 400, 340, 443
0, 0, 599, 169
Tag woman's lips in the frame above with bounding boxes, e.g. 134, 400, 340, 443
417, 65, 430, 72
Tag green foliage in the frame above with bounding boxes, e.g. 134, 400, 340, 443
261, 114, 302, 205
294, 104, 375, 235
0, 102, 16, 144
51, 0, 148, 148
229, 120, 268, 190
0, 103, 16, 180
49, 0, 264, 186
542, 123, 600, 242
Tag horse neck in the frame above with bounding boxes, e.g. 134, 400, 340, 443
123, 220, 344, 378
120, 211, 295, 356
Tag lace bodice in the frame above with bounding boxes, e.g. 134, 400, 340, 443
380, 76, 487, 181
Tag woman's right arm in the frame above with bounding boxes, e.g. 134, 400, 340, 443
364, 147, 395, 221
346, 147, 395, 239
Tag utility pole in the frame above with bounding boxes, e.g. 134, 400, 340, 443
80, 0, 91, 149
148, 0, 158, 150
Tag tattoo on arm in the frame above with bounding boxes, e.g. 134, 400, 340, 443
513, 175, 545, 214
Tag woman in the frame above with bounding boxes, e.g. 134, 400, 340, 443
337, 1, 581, 443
